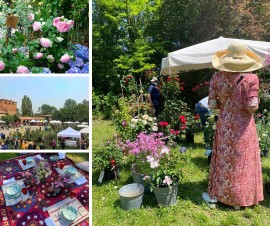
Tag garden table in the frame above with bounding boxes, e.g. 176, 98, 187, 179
0, 154, 89, 226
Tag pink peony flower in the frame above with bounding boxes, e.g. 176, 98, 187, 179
163, 176, 173, 186
0, 61, 5, 71
40, 37, 52, 48
12, 48, 18, 53
57, 63, 64, 70
34, 52, 43, 59
47, 55, 54, 63
60, 54, 71, 63
32, 21, 42, 31
53, 17, 61, 26
56, 21, 72, 33
16, 66, 30, 73
28, 13, 34, 21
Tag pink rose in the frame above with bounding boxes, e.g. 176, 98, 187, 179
32, 21, 41, 31
34, 52, 43, 59
40, 37, 52, 48
28, 13, 34, 21
16, 66, 30, 73
47, 55, 54, 63
56, 22, 72, 33
57, 63, 64, 69
12, 48, 18, 53
60, 54, 71, 63
53, 17, 61, 26
0, 61, 5, 71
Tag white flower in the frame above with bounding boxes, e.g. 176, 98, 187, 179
142, 120, 147, 125
152, 126, 158, 131
56, 37, 64, 42
212, 125, 216, 130
161, 147, 170, 154
130, 123, 136, 128
264, 109, 267, 113
150, 161, 159, 168
146, 155, 154, 163
142, 114, 149, 120
148, 117, 153, 122
131, 118, 138, 124
143, 175, 151, 181
262, 134, 267, 137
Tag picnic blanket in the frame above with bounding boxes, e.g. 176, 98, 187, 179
0, 154, 89, 226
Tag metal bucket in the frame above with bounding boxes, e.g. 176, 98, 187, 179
118, 183, 144, 210
153, 184, 178, 206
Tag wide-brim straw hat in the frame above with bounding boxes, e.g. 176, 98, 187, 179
150, 77, 158, 82
212, 42, 262, 72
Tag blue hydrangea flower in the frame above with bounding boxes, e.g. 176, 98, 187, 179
65, 67, 82, 74
81, 62, 89, 73
69, 57, 84, 68
42, 67, 51, 73
75, 44, 89, 61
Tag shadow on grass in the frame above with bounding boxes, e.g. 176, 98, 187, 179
190, 156, 210, 170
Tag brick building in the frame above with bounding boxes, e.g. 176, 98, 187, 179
0, 99, 17, 117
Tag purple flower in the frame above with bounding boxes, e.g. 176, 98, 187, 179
44, 162, 50, 168
81, 62, 89, 73
34, 156, 41, 163
122, 120, 126, 127
69, 57, 84, 68
65, 67, 82, 74
42, 68, 51, 73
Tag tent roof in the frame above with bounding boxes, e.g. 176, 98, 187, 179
161, 36, 270, 75
80, 127, 89, 134
57, 127, 81, 139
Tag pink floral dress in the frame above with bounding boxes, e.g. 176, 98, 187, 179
207, 71, 264, 206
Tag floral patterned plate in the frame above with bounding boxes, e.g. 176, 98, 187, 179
59, 206, 78, 222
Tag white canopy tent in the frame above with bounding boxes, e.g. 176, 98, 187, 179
161, 36, 270, 75
50, 120, 62, 124
29, 119, 37, 123
77, 124, 88, 128
0, 120, 6, 123
63, 121, 74, 124
80, 127, 89, 134
57, 127, 81, 139
57, 127, 81, 149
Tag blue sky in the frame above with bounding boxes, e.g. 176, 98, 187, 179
0, 76, 89, 113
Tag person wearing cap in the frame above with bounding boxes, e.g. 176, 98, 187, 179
202, 42, 264, 210
148, 77, 161, 117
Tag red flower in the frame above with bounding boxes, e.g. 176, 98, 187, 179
194, 114, 200, 120
181, 82, 185, 85
167, 77, 171, 82
175, 130, 180, 135
180, 87, 184, 91
170, 129, 175, 135
163, 122, 169, 127
181, 124, 187, 130
159, 122, 164, 127
179, 115, 186, 123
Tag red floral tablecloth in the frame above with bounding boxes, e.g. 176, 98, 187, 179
0, 154, 89, 226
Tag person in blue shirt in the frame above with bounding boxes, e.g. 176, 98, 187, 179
148, 77, 161, 117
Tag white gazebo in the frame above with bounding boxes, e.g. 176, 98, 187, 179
161, 36, 270, 75
57, 127, 81, 148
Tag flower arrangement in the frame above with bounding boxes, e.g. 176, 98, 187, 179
34, 158, 51, 182
22, 170, 35, 185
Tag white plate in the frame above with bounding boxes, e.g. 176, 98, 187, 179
59, 206, 78, 222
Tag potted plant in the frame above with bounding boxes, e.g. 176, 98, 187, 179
124, 132, 168, 187
143, 147, 182, 206
54, 180, 64, 194
22, 171, 34, 185
33, 157, 51, 184
93, 136, 123, 183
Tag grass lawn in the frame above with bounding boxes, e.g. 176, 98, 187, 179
92, 119, 270, 226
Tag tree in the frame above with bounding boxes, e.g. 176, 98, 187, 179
1, 114, 15, 123
38, 104, 57, 115
21, 95, 33, 116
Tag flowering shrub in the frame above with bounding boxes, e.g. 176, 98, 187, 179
204, 114, 217, 149
256, 114, 270, 153
125, 132, 167, 175
92, 137, 124, 172
66, 44, 89, 73
120, 74, 137, 94
130, 114, 157, 134
144, 146, 182, 187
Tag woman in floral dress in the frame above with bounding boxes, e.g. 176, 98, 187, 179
202, 42, 264, 209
